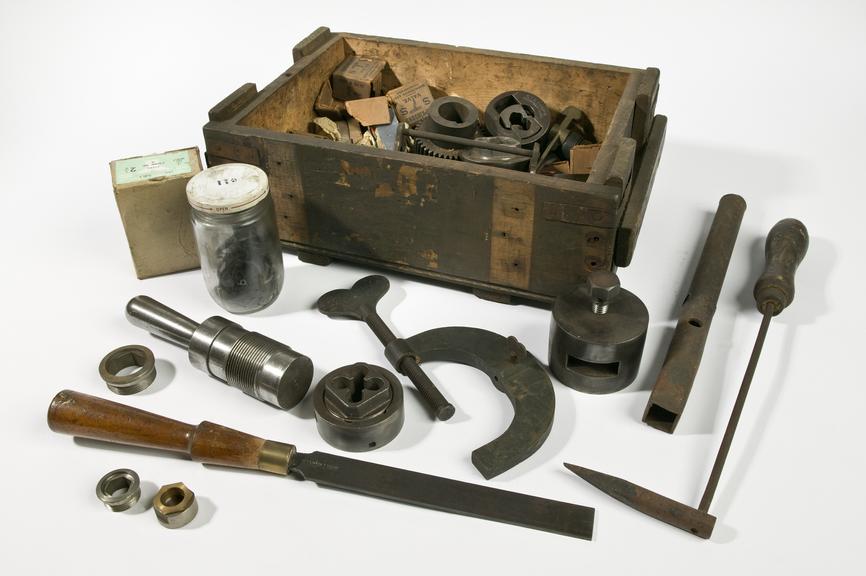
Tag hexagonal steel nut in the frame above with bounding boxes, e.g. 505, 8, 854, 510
587, 270, 621, 304
153, 482, 198, 529
323, 365, 392, 420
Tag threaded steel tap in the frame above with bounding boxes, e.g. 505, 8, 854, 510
126, 295, 313, 409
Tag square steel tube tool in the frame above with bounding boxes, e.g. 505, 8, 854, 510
47, 390, 595, 540
643, 194, 746, 433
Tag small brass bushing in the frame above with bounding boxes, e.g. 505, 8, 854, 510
95, 468, 141, 512
98, 345, 157, 395
153, 482, 198, 529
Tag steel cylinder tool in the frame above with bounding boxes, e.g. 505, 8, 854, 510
549, 271, 649, 394
48, 390, 595, 540
566, 218, 808, 538
126, 295, 313, 410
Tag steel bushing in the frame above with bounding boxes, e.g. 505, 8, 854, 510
153, 482, 198, 529
95, 468, 141, 512
484, 91, 551, 147
416, 96, 479, 158
549, 271, 649, 394
313, 363, 404, 452
98, 345, 157, 395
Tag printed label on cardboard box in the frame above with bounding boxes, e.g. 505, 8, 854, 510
115, 151, 193, 184
387, 82, 434, 125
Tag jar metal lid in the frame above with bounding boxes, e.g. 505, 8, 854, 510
186, 163, 269, 214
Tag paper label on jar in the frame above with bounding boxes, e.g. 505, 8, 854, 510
115, 151, 193, 184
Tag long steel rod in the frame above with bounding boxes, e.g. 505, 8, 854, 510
698, 309, 773, 511
403, 127, 533, 156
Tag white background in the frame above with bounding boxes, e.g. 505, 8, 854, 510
2, 1, 864, 574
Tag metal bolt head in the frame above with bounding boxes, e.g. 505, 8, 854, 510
324, 365, 393, 420
588, 271, 621, 313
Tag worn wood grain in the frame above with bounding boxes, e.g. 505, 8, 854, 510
490, 179, 535, 290
293, 26, 334, 62
588, 71, 642, 187
615, 115, 667, 267
203, 30, 665, 304
632, 67, 660, 147
208, 83, 258, 122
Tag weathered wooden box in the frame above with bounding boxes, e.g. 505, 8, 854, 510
202, 27, 666, 304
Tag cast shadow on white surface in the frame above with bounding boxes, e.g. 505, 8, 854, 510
630, 325, 674, 395
625, 208, 715, 396
710, 236, 833, 523
735, 235, 830, 319
185, 496, 217, 529
382, 387, 436, 450
251, 257, 408, 318
125, 480, 158, 515
137, 359, 176, 395
488, 380, 578, 482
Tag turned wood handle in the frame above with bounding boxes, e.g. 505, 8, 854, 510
754, 218, 809, 316
47, 390, 295, 475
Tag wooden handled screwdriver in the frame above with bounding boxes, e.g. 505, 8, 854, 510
47, 390, 595, 540
697, 217, 809, 510
566, 218, 809, 538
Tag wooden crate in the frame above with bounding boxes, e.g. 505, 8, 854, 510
202, 27, 666, 305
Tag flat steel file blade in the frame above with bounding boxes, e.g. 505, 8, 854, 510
292, 451, 595, 540
46, 390, 595, 541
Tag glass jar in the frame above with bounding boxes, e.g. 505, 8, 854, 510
186, 163, 283, 313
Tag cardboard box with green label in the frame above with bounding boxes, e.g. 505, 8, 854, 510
110, 147, 202, 279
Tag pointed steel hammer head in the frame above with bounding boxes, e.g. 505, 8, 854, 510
564, 463, 717, 539
317, 275, 390, 321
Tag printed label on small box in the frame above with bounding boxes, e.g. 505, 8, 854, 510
115, 151, 193, 184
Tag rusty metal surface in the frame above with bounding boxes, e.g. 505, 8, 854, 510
292, 450, 594, 540
566, 218, 809, 539
642, 194, 746, 433
699, 219, 809, 510
404, 327, 555, 479
564, 464, 716, 538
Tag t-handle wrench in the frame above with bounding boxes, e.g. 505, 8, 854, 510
317, 275, 455, 420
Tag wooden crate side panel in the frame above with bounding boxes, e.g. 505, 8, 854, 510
203, 127, 622, 302
241, 37, 348, 133
263, 140, 308, 245
275, 144, 495, 282
490, 180, 535, 290
588, 71, 642, 188
527, 185, 618, 297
